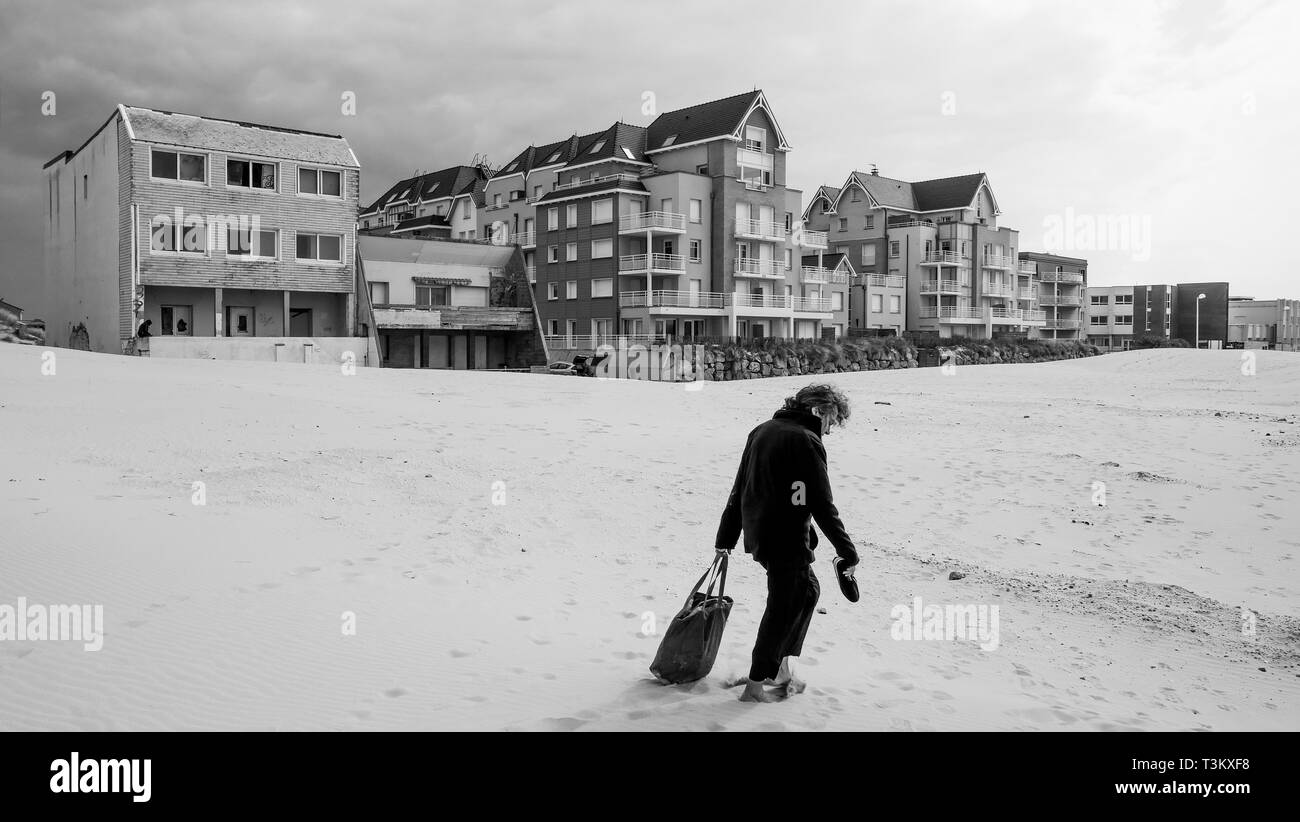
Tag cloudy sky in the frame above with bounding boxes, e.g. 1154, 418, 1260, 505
1, 0, 1295, 314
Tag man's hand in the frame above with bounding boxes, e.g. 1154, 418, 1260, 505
716, 547, 732, 557
838, 561, 857, 579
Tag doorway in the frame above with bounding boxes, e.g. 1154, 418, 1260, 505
161, 305, 192, 336
290, 308, 313, 337
226, 306, 254, 337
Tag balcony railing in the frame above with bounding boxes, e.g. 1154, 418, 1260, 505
619, 211, 687, 232
620, 253, 686, 273
983, 254, 1014, 269
741, 178, 773, 192
1018, 262, 1037, 275
890, 220, 936, 230
510, 231, 536, 247
552, 172, 641, 193
734, 257, 785, 278
619, 289, 727, 310
1046, 319, 1081, 329
735, 218, 784, 240
922, 251, 964, 265
801, 266, 834, 284
919, 306, 984, 321
982, 283, 1014, 297
525, 195, 543, 204
736, 147, 774, 171
991, 308, 1047, 323
1040, 271, 1084, 283
868, 274, 908, 288
922, 279, 962, 294
525, 265, 536, 283
483, 202, 509, 211
730, 293, 791, 310
1018, 288, 1037, 300
1040, 295, 1082, 306
793, 296, 832, 313
799, 229, 828, 248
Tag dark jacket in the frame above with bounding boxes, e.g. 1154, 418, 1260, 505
715, 409, 859, 568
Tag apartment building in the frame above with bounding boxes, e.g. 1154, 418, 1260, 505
357, 235, 543, 369
1020, 252, 1087, 340
1228, 297, 1300, 350
804, 169, 1043, 339
483, 91, 845, 350
358, 164, 489, 240
41, 106, 370, 364
1085, 282, 1229, 349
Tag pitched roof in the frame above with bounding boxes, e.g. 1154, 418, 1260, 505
567, 122, 648, 167
493, 129, 606, 181
802, 253, 851, 270
121, 106, 357, 167
390, 215, 452, 234
836, 171, 990, 213
535, 177, 647, 204
358, 235, 517, 268
645, 91, 761, 151
362, 165, 488, 215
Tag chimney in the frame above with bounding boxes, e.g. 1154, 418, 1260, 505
870, 164, 879, 176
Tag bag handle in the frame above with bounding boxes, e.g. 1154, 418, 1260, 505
683, 553, 728, 610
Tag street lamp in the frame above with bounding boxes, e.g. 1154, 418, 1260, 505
1196, 293, 1207, 349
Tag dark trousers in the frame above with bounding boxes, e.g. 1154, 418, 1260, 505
749, 562, 820, 682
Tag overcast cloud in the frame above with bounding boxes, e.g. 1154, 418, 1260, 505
1, 0, 1296, 313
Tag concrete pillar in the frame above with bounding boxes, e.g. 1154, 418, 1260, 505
283, 291, 291, 336
415, 331, 422, 368
214, 288, 223, 337
344, 293, 356, 336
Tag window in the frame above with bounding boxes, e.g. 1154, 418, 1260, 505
1115, 294, 1134, 305
160, 305, 192, 336
533, 186, 543, 201
890, 241, 900, 258
690, 239, 702, 262
596, 318, 613, 337
1090, 315, 1108, 326
871, 294, 883, 313
227, 158, 277, 190
547, 282, 559, 301
889, 295, 901, 314
865, 216, 874, 229
494, 193, 503, 207
588, 140, 606, 154
861, 245, 876, 266
151, 216, 207, 253
819, 201, 828, 213
369, 282, 389, 304
566, 204, 578, 227
592, 199, 613, 225
696, 164, 708, 175
566, 242, 578, 261
1116, 314, 1133, 325
83, 175, 88, 199
547, 319, 559, 335
1091, 295, 1109, 305
832, 292, 843, 311
566, 280, 577, 299
784, 249, 793, 270
838, 218, 848, 232
150, 149, 205, 183
296, 233, 342, 262
851, 188, 860, 202
661, 134, 678, 147
744, 126, 765, 152
227, 227, 278, 258
299, 167, 341, 197
592, 278, 613, 298
622, 147, 636, 160
591, 239, 613, 259
834, 245, 848, 257
548, 208, 558, 231
415, 285, 450, 307
689, 199, 702, 223
566, 319, 577, 338
548, 246, 558, 263
546, 151, 562, 164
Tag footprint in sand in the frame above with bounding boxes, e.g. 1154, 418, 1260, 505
449, 649, 473, 658
539, 717, 586, 731
384, 688, 407, 698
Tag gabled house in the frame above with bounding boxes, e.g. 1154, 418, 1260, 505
358, 164, 490, 240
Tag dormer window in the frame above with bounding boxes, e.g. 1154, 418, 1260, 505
503, 162, 518, 173
622, 147, 636, 160
661, 134, 677, 148
588, 140, 606, 154
545, 151, 562, 163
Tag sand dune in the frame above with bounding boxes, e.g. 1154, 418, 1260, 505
0, 345, 1296, 731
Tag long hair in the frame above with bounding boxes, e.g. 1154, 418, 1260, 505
781, 383, 851, 422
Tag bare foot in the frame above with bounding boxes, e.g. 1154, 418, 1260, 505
783, 676, 807, 695
738, 681, 787, 703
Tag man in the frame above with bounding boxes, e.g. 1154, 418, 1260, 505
715, 383, 859, 703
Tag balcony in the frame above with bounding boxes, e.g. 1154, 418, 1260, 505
1040, 294, 1082, 306
868, 274, 908, 289
372, 305, 534, 332
889, 220, 937, 230
551, 172, 641, 193
509, 231, 536, 248
982, 254, 1014, 270
736, 147, 774, 171
1018, 288, 1037, 300
619, 211, 687, 233
730, 293, 791, 311
992, 308, 1047, 325
741, 178, 773, 192
921, 279, 962, 295
801, 266, 836, 284
799, 229, 828, 249
1040, 271, 1085, 283
734, 257, 785, 279
619, 289, 727, 311
620, 253, 686, 274
1018, 262, 1037, 275
982, 283, 1014, 298
525, 265, 536, 283
1046, 319, 1082, 329
921, 251, 964, 266
483, 202, 510, 212
735, 218, 785, 241
793, 296, 832, 313
918, 306, 985, 323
